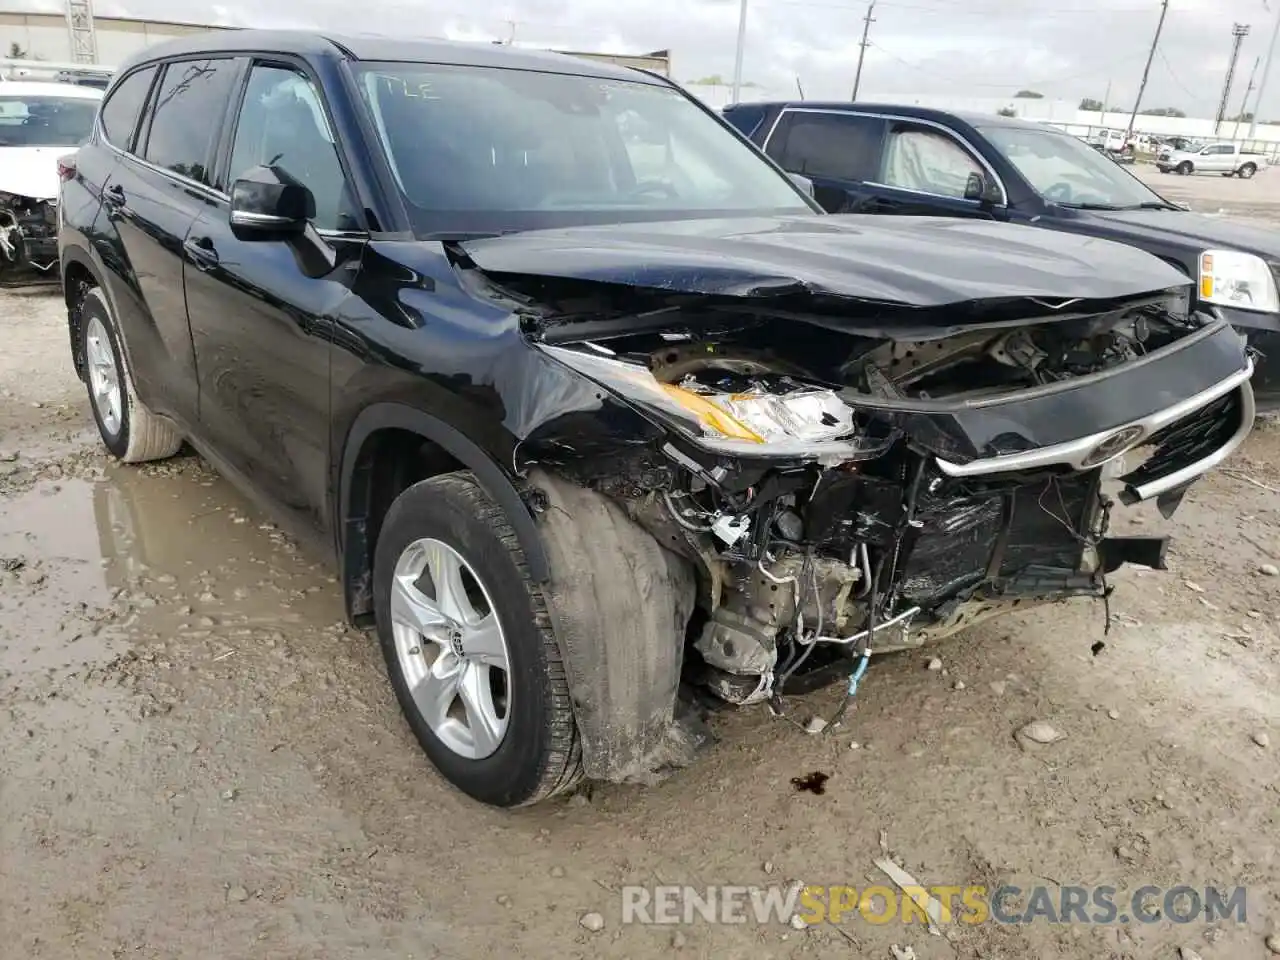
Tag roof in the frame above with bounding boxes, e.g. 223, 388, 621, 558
118, 29, 667, 85
0, 80, 104, 99
727, 100, 1061, 132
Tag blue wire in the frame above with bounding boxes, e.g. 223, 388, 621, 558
847, 651, 870, 697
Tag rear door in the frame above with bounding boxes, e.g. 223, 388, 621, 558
761, 109, 886, 212
98, 56, 242, 423
182, 59, 366, 541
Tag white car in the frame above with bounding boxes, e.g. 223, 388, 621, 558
1093, 128, 1132, 154
0, 81, 103, 279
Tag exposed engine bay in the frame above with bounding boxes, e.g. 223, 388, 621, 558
449, 214, 1256, 782
509, 283, 1254, 717
0, 191, 58, 283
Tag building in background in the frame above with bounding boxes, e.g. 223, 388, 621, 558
0, 9, 213, 64
0, 7, 669, 76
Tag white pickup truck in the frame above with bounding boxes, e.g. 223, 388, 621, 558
1155, 141, 1264, 178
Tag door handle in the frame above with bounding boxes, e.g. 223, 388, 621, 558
183, 235, 219, 270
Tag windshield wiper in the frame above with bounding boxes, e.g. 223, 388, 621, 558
1130, 201, 1180, 210
1059, 202, 1125, 210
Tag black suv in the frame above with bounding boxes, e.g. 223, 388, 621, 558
61, 32, 1254, 807
723, 102, 1280, 407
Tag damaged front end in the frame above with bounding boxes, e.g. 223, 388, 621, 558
0, 190, 59, 284
458, 218, 1255, 777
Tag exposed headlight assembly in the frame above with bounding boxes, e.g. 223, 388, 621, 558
542, 344, 889, 461
1198, 249, 1280, 314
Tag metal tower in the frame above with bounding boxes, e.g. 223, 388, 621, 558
1215, 23, 1251, 134
65, 0, 99, 64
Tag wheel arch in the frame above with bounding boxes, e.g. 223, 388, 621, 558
337, 402, 551, 625
60, 244, 105, 381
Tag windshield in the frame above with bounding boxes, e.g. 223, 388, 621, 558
0, 95, 98, 147
980, 124, 1167, 209
354, 63, 815, 235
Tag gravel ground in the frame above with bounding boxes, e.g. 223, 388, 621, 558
2, 181, 1279, 959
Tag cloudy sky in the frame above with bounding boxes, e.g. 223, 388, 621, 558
15, 0, 1280, 116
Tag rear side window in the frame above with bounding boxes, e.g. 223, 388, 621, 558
143, 58, 238, 185
773, 112, 883, 181
99, 66, 156, 150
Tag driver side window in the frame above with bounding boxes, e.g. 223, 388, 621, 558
227, 64, 360, 231
881, 126, 983, 199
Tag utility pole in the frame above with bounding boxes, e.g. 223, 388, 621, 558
1250, 3, 1280, 138
1234, 54, 1261, 140
851, 1, 876, 101
1215, 23, 1251, 134
1101, 78, 1112, 126
730, 0, 748, 105
1126, 0, 1169, 141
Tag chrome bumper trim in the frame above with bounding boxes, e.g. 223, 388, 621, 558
934, 358, 1255, 478
1123, 380, 1255, 502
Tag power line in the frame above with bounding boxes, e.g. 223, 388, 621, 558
1156, 47, 1199, 102
868, 39, 1136, 89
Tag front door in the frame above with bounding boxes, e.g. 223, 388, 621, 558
1201, 145, 1235, 172
183, 60, 366, 542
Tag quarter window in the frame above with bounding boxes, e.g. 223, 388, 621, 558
882, 127, 983, 198
98, 66, 156, 150
143, 58, 238, 185
228, 65, 359, 231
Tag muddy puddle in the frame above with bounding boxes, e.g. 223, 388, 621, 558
0, 455, 349, 689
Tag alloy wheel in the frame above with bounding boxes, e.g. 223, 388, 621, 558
389, 537, 511, 760
85, 315, 123, 437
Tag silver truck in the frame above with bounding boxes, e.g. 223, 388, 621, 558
1156, 141, 1264, 178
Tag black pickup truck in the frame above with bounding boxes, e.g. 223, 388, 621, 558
724, 102, 1280, 407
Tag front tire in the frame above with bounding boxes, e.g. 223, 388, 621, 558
78, 286, 182, 463
373, 472, 581, 807
1177, 161, 1193, 175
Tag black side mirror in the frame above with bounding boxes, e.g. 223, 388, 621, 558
964, 171, 1002, 205
788, 172, 815, 198
229, 165, 314, 238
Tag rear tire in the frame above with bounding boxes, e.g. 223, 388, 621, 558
373, 471, 582, 807
1177, 161, 1193, 175
1240, 162, 1257, 179
78, 286, 183, 463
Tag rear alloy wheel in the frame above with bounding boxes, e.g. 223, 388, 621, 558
1239, 162, 1257, 179
78, 286, 183, 463
373, 472, 581, 806
1176, 161, 1193, 175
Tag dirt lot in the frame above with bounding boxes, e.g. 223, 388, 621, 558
3, 173, 1280, 960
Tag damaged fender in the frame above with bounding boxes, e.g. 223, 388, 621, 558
528, 468, 705, 783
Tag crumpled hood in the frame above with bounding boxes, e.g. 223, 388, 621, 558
0, 146, 68, 201
461, 214, 1191, 306
1079, 207, 1280, 261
